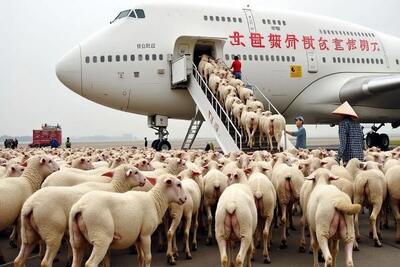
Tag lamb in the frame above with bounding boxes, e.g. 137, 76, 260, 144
41, 169, 112, 187
68, 175, 187, 267
165, 169, 202, 264
69, 157, 95, 170
241, 105, 259, 148
306, 169, 360, 267
386, 165, 400, 243
14, 165, 146, 267
0, 163, 25, 178
352, 158, 387, 247
215, 183, 257, 267
247, 162, 276, 263
202, 161, 229, 245
0, 156, 59, 264
271, 156, 304, 248
268, 114, 286, 152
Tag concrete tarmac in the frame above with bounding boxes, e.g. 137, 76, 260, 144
1, 213, 399, 267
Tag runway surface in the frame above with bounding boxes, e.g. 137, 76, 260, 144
1, 212, 399, 267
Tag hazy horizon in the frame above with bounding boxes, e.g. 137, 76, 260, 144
1, 0, 400, 140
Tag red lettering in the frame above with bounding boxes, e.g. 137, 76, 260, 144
360, 40, 369, 51
332, 38, 344, 51
229, 31, 246, 47
302, 35, 315, 50
370, 42, 380, 52
249, 32, 265, 48
268, 33, 282, 49
318, 37, 330, 51
346, 39, 357, 51
285, 34, 299, 49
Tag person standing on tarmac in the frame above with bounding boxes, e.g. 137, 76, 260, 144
65, 137, 71, 148
230, 56, 242, 80
332, 101, 364, 166
285, 116, 307, 149
144, 137, 148, 148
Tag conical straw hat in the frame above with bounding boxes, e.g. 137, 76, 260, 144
332, 101, 358, 118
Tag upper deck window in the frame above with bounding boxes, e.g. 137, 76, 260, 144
135, 9, 145, 18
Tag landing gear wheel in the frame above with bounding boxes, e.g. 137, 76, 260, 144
366, 132, 379, 148
157, 140, 171, 151
379, 134, 390, 151
151, 140, 160, 149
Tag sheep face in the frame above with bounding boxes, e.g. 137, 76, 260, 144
162, 175, 187, 205
8, 164, 25, 177
36, 156, 60, 177
80, 158, 95, 170
124, 166, 146, 187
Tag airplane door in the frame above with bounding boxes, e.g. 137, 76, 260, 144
243, 9, 257, 32
306, 51, 318, 73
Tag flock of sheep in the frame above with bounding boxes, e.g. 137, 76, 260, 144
198, 55, 286, 150
1, 144, 400, 267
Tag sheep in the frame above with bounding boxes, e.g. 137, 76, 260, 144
386, 165, 400, 243
68, 157, 95, 170
241, 105, 259, 148
306, 169, 360, 267
0, 156, 59, 263
258, 111, 272, 148
41, 169, 112, 187
202, 161, 229, 245
208, 69, 222, 94
383, 158, 400, 173
352, 159, 387, 247
271, 156, 304, 248
1, 163, 25, 178
198, 54, 209, 78
68, 175, 187, 267
165, 169, 202, 264
227, 76, 244, 88
224, 94, 241, 117
215, 183, 257, 267
268, 114, 286, 152
217, 81, 236, 104
237, 86, 254, 103
246, 97, 265, 111
232, 101, 245, 127
14, 165, 146, 267
247, 162, 276, 263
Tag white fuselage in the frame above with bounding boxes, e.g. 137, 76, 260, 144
56, 2, 400, 124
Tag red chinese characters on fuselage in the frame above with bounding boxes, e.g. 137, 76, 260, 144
229, 31, 380, 52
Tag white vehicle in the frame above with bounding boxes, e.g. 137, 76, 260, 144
56, 1, 400, 152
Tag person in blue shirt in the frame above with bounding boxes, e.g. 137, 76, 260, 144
285, 116, 307, 149
50, 137, 59, 148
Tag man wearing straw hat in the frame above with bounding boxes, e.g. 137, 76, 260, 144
332, 101, 364, 165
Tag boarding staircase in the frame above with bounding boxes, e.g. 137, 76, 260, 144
172, 55, 292, 153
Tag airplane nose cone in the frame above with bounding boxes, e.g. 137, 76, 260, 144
56, 45, 82, 95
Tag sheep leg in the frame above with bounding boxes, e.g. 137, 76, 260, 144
250, 126, 257, 148
353, 193, 363, 242
299, 214, 307, 253
246, 127, 252, 148
310, 229, 320, 267
140, 235, 152, 267
279, 204, 288, 249
9, 225, 18, 248
316, 235, 332, 267
390, 199, 400, 243
167, 212, 182, 265
329, 239, 339, 267
192, 212, 199, 250
370, 202, 383, 247
14, 213, 41, 267
14, 241, 38, 267
255, 216, 262, 249
184, 211, 193, 259
268, 135, 274, 152
84, 237, 112, 267
206, 205, 213, 245
216, 238, 228, 267
40, 235, 63, 267
263, 216, 272, 264
236, 236, 252, 267
344, 241, 355, 267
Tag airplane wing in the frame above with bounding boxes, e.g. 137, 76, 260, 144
340, 75, 400, 109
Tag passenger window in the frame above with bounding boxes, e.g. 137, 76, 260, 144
108, 55, 112, 62
85, 56, 90, 63
260, 55, 264, 61
225, 54, 229, 60
322, 57, 326, 63
333, 57, 336, 63
129, 10, 136, 18
352, 58, 355, 63
100, 56, 105, 63
232, 17, 237, 22
276, 56, 280, 62
243, 55, 247, 60
366, 58, 370, 64
339, 31, 343, 35
271, 55, 275, 61
291, 56, 295, 62
145, 54, 150, 61
221, 16, 225, 22
277, 20, 281, 25
93, 56, 97, 63
152, 54, 157, 61
254, 55, 258, 61
361, 58, 365, 64
371, 58, 375, 64
123, 55, 128, 61
138, 54, 143, 61
342, 57, 345, 63
396, 59, 399, 65
335, 31, 338, 35
347, 58, 350, 63
282, 20, 286, 26
380, 59, 384, 64
131, 55, 135, 61
210, 16, 214, 21
375, 58, 379, 64
116, 55, 120, 62
272, 20, 276, 25
159, 54, 163, 61
267, 19, 271, 24
135, 9, 145, 18
248, 55, 252, 61
231, 54, 235, 60
216, 16, 220, 22
286, 56, 290, 62
356, 58, 360, 64
262, 19, 266, 24
323, 30, 327, 34
227, 17, 231, 22
204, 15, 208, 21
281, 56, 285, 62
238, 18, 242, 23
265, 55, 269, 61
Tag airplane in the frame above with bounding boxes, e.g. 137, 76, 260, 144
55, 1, 400, 152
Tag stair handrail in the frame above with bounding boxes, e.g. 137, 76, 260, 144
190, 61, 243, 151
220, 60, 288, 150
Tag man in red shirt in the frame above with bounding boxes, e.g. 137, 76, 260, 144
231, 56, 242, 80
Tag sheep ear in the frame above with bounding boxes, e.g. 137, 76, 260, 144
11, 166, 16, 171
40, 158, 46, 165
329, 174, 339, 180
134, 163, 140, 168
227, 173, 232, 178
101, 171, 114, 178
218, 164, 223, 170
80, 158, 85, 162
164, 177, 173, 186
244, 168, 252, 175
177, 175, 182, 180
191, 170, 200, 177
125, 169, 133, 177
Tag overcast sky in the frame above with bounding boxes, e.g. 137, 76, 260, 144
0, 0, 399, 140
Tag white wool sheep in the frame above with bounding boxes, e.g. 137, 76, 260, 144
0, 163, 25, 178
306, 170, 360, 267
241, 105, 259, 148
68, 175, 187, 267
41, 169, 112, 187
224, 94, 241, 117
202, 161, 228, 245
386, 165, 400, 243
215, 183, 257, 267
258, 111, 272, 148
247, 162, 276, 263
198, 54, 209, 79
232, 101, 245, 127
0, 156, 59, 263
383, 158, 400, 173
217, 81, 236, 104
271, 157, 304, 248
14, 165, 146, 267
246, 97, 265, 111
208, 70, 222, 94
69, 157, 95, 170
237, 86, 254, 103
268, 114, 286, 152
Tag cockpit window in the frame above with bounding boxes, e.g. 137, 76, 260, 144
135, 9, 145, 18
129, 10, 136, 18
116, 10, 131, 20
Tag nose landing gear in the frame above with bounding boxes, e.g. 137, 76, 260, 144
148, 115, 172, 151
365, 123, 390, 151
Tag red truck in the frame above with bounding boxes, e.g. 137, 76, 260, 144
30, 124, 62, 147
